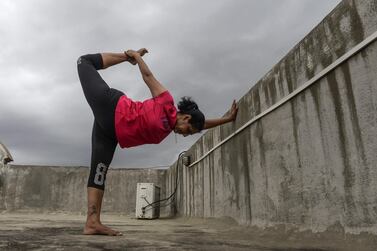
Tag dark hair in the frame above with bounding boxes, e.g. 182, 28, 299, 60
178, 97, 205, 132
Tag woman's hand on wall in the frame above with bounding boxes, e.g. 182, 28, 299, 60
228, 100, 238, 121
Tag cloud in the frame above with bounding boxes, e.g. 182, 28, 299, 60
0, 0, 341, 167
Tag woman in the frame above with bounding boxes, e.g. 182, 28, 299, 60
77, 48, 238, 236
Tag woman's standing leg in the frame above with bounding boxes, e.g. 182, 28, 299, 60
77, 53, 123, 236
84, 121, 119, 235
77, 50, 147, 235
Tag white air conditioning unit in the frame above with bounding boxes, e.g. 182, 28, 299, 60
135, 183, 160, 219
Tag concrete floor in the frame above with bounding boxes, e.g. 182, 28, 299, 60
0, 212, 376, 251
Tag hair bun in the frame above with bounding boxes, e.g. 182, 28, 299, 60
177, 96, 205, 131
178, 97, 198, 112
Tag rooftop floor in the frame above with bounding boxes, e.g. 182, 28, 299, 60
0, 212, 376, 251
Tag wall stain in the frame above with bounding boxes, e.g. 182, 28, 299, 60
349, 0, 365, 44
241, 129, 252, 224
340, 63, 370, 223
309, 84, 332, 196
178, 165, 184, 213
220, 134, 236, 211
255, 121, 269, 220
227, 138, 240, 210
277, 70, 285, 98
238, 97, 251, 128
298, 93, 310, 222
209, 153, 215, 217
204, 131, 214, 152
371, 0, 377, 11
303, 36, 316, 79
317, 22, 335, 68
290, 100, 302, 170
325, 8, 347, 58
190, 166, 194, 216
198, 163, 203, 216
326, 71, 358, 226
284, 60, 294, 93
268, 76, 278, 106
252, 89, 261, 115
261, 73, 278, 108
277, 153, 294, 222
279, 174, 294, 222
263, 83, 271, 107
195, 167, 199, 216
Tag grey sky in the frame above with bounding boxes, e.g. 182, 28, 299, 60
0, 0, 340, 168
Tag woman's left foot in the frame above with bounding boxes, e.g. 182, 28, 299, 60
84, 221, 123, 236
127, 48, 148, 65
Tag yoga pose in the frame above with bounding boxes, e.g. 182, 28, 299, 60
77, 48, 238, 236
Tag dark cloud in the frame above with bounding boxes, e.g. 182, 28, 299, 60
0, 0, 340, 168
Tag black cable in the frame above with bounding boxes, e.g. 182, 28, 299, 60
141, 151, 186, 212
142, 151, 185, 210
143, 198, 175, 213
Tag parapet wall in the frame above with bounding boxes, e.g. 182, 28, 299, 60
0, 164, 166, 215
166, 0, 377, 234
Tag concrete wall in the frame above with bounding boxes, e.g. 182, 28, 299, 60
166, 0, 377, 234
0, 164, 166, 215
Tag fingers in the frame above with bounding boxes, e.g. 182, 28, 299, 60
231, 100, 238, 119
137, 48, 149, 56
140, 48, 149, 53
231, 100, 238, 109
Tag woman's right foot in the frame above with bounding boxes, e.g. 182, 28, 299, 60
126, 48, 148, 65
83, 221, 123, 236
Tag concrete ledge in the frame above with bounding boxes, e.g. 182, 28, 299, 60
0, 165, 166, 215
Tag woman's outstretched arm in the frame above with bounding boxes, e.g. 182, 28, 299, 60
204, 100, 238, 130
126, 49, 167, 98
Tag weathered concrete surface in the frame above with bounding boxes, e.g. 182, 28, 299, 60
1, 212, 377, 251
0, 142, 13, 165
0, 165, 165, 215
166, 0, 377, 236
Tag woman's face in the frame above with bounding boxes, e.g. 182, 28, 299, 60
174, 114, 198, 137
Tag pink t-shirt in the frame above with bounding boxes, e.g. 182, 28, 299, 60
114, 91, 177, 148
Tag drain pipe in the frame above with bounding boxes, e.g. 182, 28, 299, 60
189, 30, 377, 168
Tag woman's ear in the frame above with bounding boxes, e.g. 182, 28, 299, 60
184, 114, 192, 122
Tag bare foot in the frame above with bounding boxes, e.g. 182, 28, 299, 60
83, 221, 123, 236
126, 48, 148, 65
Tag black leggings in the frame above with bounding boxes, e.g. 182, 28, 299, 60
77, 54, 123, 190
